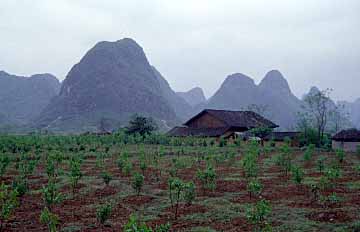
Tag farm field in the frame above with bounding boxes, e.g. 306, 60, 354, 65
0, 134, 359, 232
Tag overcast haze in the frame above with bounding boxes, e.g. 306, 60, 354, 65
0, 0, 359, 101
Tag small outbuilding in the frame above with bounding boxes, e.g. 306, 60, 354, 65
167, 109, 278, 139
332, 128, 360, 152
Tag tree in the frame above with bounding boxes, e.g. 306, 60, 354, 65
328, 103, 351, 134
302, 88, 332, 146
126, 114, 158, 136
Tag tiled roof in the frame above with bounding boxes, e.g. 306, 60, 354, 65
332, 129, 360, 142
184, 109, 278, 129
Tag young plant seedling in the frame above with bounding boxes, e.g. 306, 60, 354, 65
132, 172, 144, 196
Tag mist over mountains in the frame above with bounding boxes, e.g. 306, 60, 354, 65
0, 38, 359, 133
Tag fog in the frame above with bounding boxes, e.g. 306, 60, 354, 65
0, 0, 359, 101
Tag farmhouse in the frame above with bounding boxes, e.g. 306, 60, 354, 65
167, 109, 278, 139
332, 128, 360, 152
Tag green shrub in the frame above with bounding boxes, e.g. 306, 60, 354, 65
68, 157, 83, 194
124, 214, 171, 232
45, 159, 57, 179
117, 157, 126, 171
140, 158, 147, 176
319, 192, 341, 208
168, 178, 184, 219
303, 144, 315, 161
132, 172, 144, 196
355, 165, 360, 175
197, 165, 216, 194
40, 207, 59, 232
123, 160, 133, 176
316, 157, 325, 173
357, 145, 360, 156
335, 149, 345, 163
101, 171, 112, 186
245, 199, 272, 230
12, 177, 28, 197
318, 176, 331, 190
0, 183, 19, 230
234, 137, 242, 147
183, 181, 196, 206
42, 180, 62, 210
218, 138, 227, 147
0, 154, 10, 178
247, 179, 263, 199
96, 202, 112, 224
242, 152, 258, 178
325, 166, 341, 181
291, 165, 304, 186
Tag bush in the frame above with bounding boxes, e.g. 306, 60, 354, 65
325, 166, 341, 181
42, 180, 62, 210
0, 183, 18, 230
197, 165, 216, 194
132, 172, 144, 196
96, 202, 112, 224
218, 138, 227, 147
357, 145, 360, 156
316, 157, 325, 173
277, 143, 292, 176
291, 165, 304, 186
101, 171, 112, 186
303, 144, 315, 161
68, 157, 82, 194
355, 165, 360, 175
183, 181, 196, 206
319, 192, 341, 208
242, 153, 258, 178
123, 160, 133, 176
12, 177, 28, 197
40, 207, 59, 232
124, 214, 171, 232
0, 154, 10, 178
245, 199, 272, 230
140, 158, 147, 176
318, 176, 331, 190
335, 149, 345, 163
168, 178, 184, 219
247, 179, 263, 199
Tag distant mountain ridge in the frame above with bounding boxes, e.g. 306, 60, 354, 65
205, 70, 302, 129
0, 71, 60, 125
1, 38, 359, 133
35, 38, 179, 133
177, 87, 206, 107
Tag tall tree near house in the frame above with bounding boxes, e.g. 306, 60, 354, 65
296, 111, 312, 136
328, 103, 351, 134
303, 88, 332, 146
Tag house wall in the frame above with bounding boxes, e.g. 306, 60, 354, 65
187, 113, 227, 129
332, 140, 360, 152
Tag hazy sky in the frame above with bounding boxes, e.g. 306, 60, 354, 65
1, 0, 359, 101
